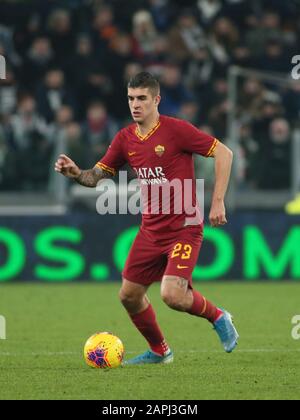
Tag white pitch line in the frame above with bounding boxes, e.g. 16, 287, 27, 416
0, 349, 300, 357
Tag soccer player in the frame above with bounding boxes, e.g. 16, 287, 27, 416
55, 72, 239, 364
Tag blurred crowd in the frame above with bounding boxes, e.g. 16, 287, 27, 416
0, 0, 299, 192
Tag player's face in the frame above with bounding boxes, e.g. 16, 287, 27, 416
127, 87, 160, 123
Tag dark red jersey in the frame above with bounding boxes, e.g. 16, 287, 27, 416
97, 115, 218, 233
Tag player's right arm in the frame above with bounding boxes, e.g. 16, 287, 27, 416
55, 131, 127, 187
54, 154, 112, 187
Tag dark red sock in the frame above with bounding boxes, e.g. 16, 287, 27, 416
187, 290, 223, 323
129, 304, 169, 356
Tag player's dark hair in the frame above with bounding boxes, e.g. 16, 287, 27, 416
127, 72, 160, 96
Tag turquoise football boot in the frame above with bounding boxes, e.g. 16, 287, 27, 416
123, 349, 174, 365
214, 310, 239, 353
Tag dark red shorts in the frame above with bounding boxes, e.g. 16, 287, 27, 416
122, 225, 203, 287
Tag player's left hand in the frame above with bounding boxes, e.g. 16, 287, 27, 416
209, 200, 227, 227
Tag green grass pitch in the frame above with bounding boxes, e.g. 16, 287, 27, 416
0, 282, 300, 400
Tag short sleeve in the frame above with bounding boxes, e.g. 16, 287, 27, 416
96, 131, 127, 175
175, 120, 219, 157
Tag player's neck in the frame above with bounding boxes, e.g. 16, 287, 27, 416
137, 113, 160, 136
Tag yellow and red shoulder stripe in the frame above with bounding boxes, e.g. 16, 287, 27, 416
96, 162, 116, 176
206, 138, 219, 157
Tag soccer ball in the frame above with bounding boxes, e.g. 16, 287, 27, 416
84, 332, 124, 369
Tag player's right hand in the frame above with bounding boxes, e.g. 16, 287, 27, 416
54, 154, 81, 179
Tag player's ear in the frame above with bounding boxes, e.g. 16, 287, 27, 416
155, 95, 161, 106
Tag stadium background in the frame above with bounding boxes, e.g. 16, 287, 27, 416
0, 0, 300, 401
1, 0, 300, 282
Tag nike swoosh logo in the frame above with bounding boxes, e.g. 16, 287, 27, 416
128, 152, 136, 156
177, 265, 189, 269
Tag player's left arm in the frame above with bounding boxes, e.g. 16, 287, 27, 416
209, 142, 233, 227
175, 120, 233, 227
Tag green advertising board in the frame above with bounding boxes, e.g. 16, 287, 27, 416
0, 212, 299, 281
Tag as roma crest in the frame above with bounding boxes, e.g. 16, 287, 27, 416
155, 145, 165, 157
